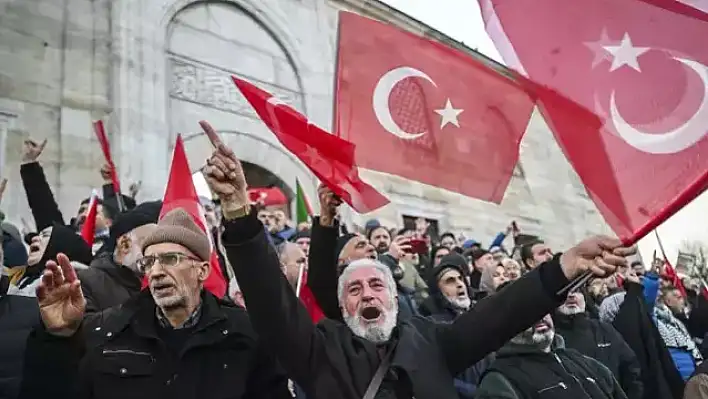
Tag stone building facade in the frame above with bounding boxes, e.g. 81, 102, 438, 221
0, 0, 610, 250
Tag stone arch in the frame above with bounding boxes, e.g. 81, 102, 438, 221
109, 0, 317, 202
162, 1, 318, 211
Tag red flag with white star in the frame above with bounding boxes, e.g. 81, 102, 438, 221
142, 135, 227, 298
231, 76, 389, 213
481, 0, 708, 240
334, 12, 536, 203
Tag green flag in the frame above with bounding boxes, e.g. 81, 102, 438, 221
296, 179, 313, 224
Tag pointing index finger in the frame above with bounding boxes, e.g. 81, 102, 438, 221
199, 120, 223, 149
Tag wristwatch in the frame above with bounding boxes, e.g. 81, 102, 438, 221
221, 203, 250, 220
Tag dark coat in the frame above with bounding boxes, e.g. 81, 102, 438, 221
78, 253, 142, 314
305, 217, 341, 321
0, 295, 40, 399
19, 291, 290, 399
222, 210, 572, 399
553, 312, 643, 399
611, 282, 685, 399
477, 340, 626, 399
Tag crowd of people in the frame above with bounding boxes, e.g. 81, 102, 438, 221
0, 124, 705, 399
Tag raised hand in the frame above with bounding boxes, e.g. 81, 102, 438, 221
388, 235, 412, 261
100, 164, 112, 183
200, 120, 249, 208
21, 138, 47, 164
317, 183, 341, 227
36, 253, 86, 336
128, 180, 142, 198
559, 236, 636, 280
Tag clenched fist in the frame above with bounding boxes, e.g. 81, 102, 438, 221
317, 184, 341, 227
559, 235, 636, 280
200, 121, 249, 210
22, 138, 47, 164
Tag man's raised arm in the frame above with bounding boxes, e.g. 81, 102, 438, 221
438, 236, 636, 375
200, 120, 324, 389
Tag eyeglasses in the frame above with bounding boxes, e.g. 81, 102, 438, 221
136, 252, 201, 274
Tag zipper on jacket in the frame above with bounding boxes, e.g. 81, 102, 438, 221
538, 382, 568, 393
554, 353, 594, 398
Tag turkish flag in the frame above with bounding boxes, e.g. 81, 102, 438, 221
231, 76, 389, 213
482, 0, 708, 240
141, 135, 227, 298
334, 12, 536, 203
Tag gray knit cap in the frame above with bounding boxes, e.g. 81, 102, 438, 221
141, 208, 210, 261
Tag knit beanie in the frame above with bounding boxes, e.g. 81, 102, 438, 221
335, 233, 358, 259
141, 208, 210, 261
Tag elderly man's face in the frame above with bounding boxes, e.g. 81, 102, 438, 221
140, 243, 209, 310
341, 265, 397, 343
340, 235, 376, 263
115, 224, 156, 273
438, 268, 470, 310
511, 314, 555, 351
557, 292, 586, 315
280, 243, 307, 289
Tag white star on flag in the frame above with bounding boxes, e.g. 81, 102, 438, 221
584, 28, 613, 69
602, 33, 649, 72
302, 145, 331, 178
434, 99, 464, 129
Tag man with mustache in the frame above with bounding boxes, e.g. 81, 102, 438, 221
203, 124, 635, 399
20, 205, 290, 399
477, 314, 627, 398
553, 292, 643, 399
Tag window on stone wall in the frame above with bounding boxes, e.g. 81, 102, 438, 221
402, 215, 439, 241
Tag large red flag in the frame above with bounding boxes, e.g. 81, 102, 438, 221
334, 12, 536, 203
148, 135, 227, 298
482, 0, 708, 240
231, 76, 389, 213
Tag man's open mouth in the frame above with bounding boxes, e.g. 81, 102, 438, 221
29, 243, 41, 253
534, 322, 549, 332
361, 306, 382, 321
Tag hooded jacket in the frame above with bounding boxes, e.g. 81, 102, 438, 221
9, 224, 92, 296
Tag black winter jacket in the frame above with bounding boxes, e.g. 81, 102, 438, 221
223, 209, 575, 399
477, 339, 627, 399
19, 291, 290, 399
0, 295, 40, 399
553, 312, 643, 399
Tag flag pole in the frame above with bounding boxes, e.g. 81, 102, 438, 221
560, 168, 708, 295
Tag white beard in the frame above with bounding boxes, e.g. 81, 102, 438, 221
447, 295, 471, 311
557, 304, 585, 316
344, 304, 398, 344
512, 329, 555, 352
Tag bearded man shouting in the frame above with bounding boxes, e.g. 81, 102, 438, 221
201, 120, 636, 399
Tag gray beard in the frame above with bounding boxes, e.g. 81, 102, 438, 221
344, 307, 398, 344
511, 329, 555, 352
557, 304, 585, 316
446, 295, 471, 311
